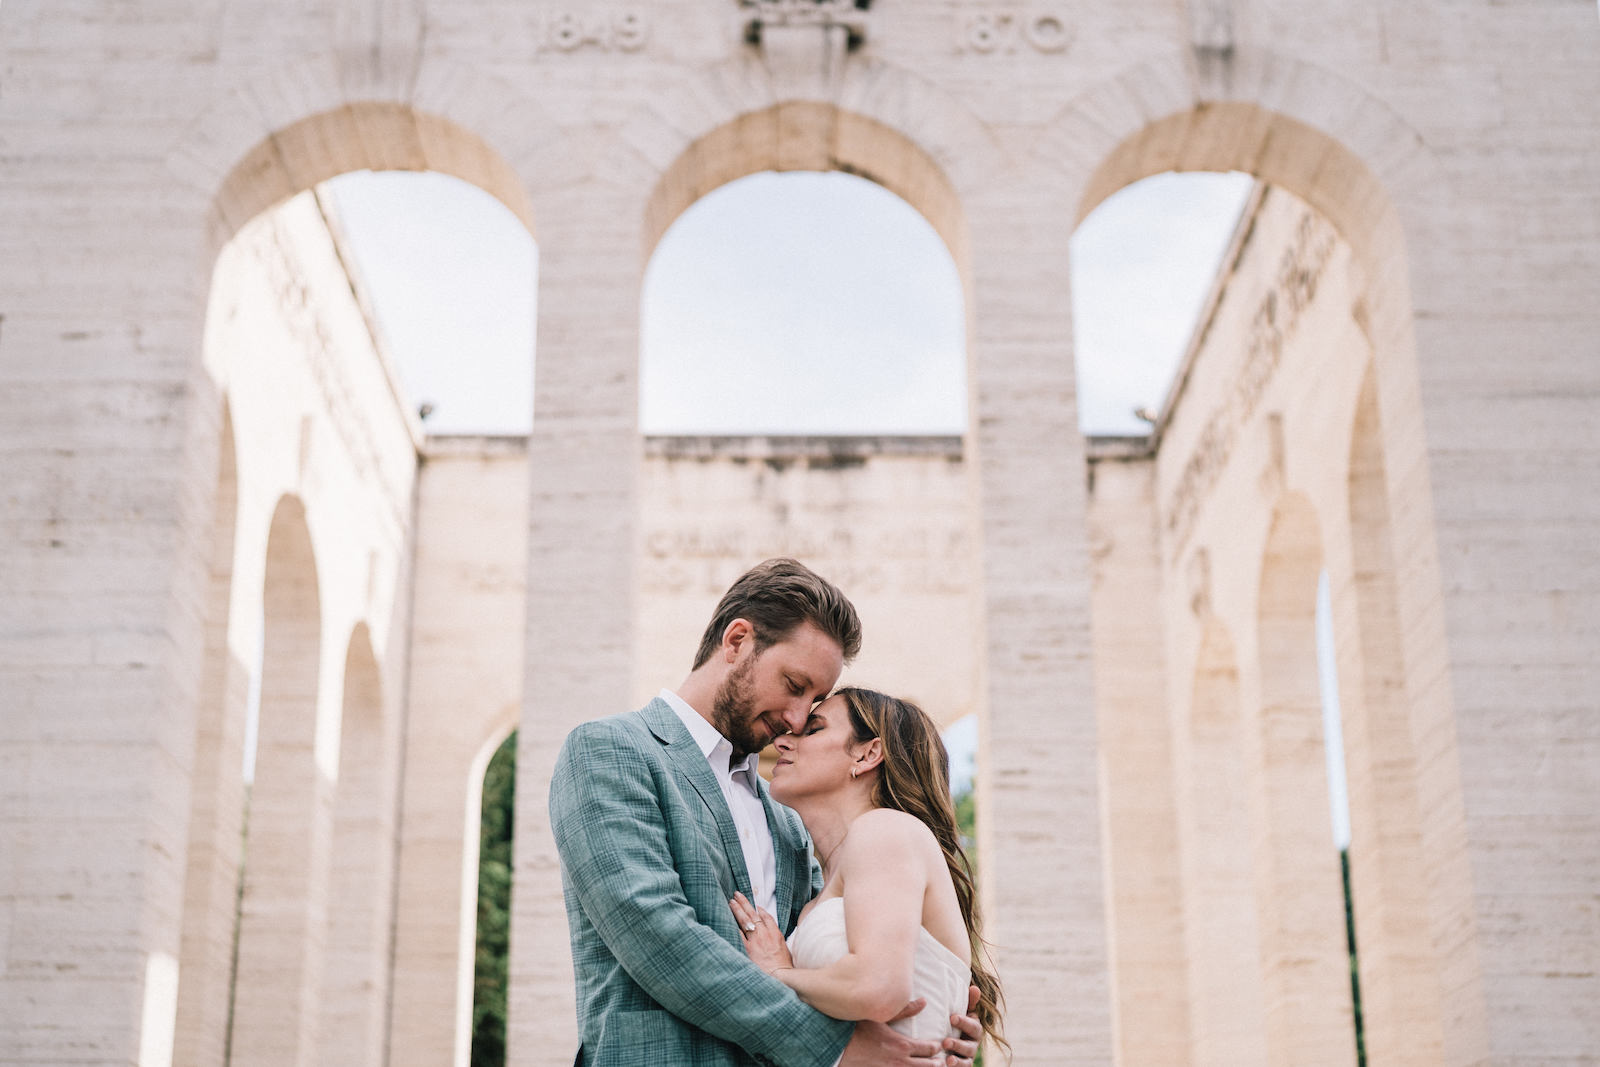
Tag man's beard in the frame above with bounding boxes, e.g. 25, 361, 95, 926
712, 651, 771, 760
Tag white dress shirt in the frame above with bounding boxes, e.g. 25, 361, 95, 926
660, 688, 778, 919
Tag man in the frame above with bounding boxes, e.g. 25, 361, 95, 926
550, 559, 982, 1066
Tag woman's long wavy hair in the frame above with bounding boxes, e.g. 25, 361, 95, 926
837, 687, 1008, 1058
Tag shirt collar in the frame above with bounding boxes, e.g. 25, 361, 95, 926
659, 687, 762, 780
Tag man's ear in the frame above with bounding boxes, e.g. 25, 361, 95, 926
722, 618, 754, 661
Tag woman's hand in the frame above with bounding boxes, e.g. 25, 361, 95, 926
729, 892, 793, 976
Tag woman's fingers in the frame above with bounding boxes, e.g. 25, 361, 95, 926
729, 893, 759, 936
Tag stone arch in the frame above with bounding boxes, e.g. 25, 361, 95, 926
230, 494, 328, 1067
320, 623, 391, 1067
204, 100, 536, 255
1252, 492, 1356, 1064
173, 403, 249, 1067
1179, 618, 1268, 1067
1052, 49, 1446, 256
634, 56, 995, 272
1334, 364, 1446, 1066
166, 54, 576, 255
1057, 53, 1470, 1062
1052, 49, 1447, 566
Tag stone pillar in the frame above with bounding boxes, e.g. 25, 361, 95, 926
229, 497, 333, 1067
1086, 453, 1191, 1066
0, 120, 217, 1064
1176, 620, 1269, 1067
1404, 125, 1600, 1067
506, 181, 643, 1064
319, 628, 396, 1067
389, 440, 529, 1067
967, 174, 1113, 1064
172, 412, 250, 1067
1247, 496, 1357, 1065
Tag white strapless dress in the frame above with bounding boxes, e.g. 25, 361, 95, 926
786, 896, 970, 1043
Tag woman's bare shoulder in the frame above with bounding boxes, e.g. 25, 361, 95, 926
846, 807, 941, 857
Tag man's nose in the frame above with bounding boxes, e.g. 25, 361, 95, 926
780, 703, 809, 734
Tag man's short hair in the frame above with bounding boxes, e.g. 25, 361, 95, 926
691, 558, 862, 669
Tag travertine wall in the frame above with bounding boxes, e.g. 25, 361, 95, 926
3, 2, 1597, 1066
636, 435, 981, 726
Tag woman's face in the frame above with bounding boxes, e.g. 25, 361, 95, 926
769, 694, 866, 805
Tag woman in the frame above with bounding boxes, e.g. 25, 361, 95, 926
730, 687, 1007, 1059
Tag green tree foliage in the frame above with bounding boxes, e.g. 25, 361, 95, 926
951, 781, 981, 1066
471, 732, 516, 1067
1341, 847, 1367, 1067
953, 783, 977, 870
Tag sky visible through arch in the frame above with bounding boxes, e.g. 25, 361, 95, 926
323, 167, 1256, 437
317, 167, 1350, 848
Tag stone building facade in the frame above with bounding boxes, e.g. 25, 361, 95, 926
3, 2, 1598, 1065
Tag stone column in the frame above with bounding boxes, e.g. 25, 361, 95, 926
1365, 10, 1600, 1049
0, 113, 217, 1064
506, 181, 644, 1064
389, 440, 529, 1067
966, 174, 1113, 1065
1086, 453, 1191, 1066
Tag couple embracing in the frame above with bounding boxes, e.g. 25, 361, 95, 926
550, 559, 1007, 1066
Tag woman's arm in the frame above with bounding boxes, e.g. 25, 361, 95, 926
734, 810, 931, 1024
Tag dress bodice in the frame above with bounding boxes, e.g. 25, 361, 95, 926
786, 896, 970, 1043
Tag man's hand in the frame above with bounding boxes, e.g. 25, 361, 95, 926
838, 983, 984, 1067
838, 1009, 943, 1067
938, 985, 983, 1067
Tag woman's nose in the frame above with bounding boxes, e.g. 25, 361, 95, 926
774, 733, 795, 753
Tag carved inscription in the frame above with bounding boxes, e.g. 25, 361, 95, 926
642, 522, 973, 597
1162, 211, 1336, 554
531, 9, 648, 52
954, 7, 1072, 54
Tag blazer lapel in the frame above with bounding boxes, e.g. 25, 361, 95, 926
642, 700, 753, 900
759, 776, 807, 932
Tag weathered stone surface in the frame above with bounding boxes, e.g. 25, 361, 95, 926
2, 2, 1597, 1065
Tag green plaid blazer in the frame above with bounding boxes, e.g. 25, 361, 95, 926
550, 699, 855, 1067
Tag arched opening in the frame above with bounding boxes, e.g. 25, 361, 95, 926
469, 729, 518, 1067
1180, 620, 1268, 1066
1072, 86, 1461, 1065
1254, 493, 1356, 1064
320, 624, 390, 1067
229, 495, 326, 1067
636, 103, 981, 797
1337, 365, 1445, 1064
623, 101, 991, 1057
196, 104, 537, 1067
173, 406, 249, 1067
